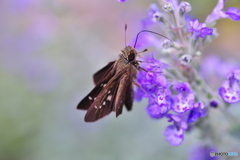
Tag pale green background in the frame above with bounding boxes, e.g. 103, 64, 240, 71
1, 0, 240, 160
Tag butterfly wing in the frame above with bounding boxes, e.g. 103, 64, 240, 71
77, 62, 116, 110
124, 83, 134, 111
84, 79, 120, 122
84, 69, 128, 122
77, 79, 108, 110
93, 61, 115, 85
114, 72, 132, 117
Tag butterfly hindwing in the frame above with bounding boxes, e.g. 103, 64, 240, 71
124, 81, 134, 111
114, 72, 131, 117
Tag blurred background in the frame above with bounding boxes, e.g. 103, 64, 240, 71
0, 0, 240, 160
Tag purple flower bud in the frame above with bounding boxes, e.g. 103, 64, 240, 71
152, 11, 163, 22
180, 54, 192, 65
148, 3, 161, 17
162, 39, 173, 49
210, 101, 218, 108
179, 1, 192, 13
146, 4, 162, 24
162, 3, 173, 12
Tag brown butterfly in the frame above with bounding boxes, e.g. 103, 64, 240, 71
77, 26, 171, 122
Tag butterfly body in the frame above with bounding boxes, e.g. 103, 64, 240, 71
77, 45, 140, 122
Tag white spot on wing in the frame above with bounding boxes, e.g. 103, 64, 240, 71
103, 101, 106, 105
103, 84, 106, 87
108, 90, 111, 94
94, 97, 96, 100
107, 95, 112, 101
99, 105, 102, 109
94, 105, 97, 109
88, 96, 92, 100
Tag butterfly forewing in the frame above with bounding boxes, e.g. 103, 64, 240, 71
77, 79, 109, 110
77, 79, 114, 111
84, 79, 120, 122
93, 61, 115, 85
77, 62, 117, 110
84, 69, 127, 122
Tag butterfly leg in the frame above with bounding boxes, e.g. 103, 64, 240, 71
132, 80, 148, 95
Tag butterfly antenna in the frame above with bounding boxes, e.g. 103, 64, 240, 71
133, 30, 173, 48
125, 24, 127, 47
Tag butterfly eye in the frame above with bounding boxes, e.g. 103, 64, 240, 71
128, 51, 135, 61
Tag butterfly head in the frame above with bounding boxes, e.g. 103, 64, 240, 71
121, 45, 138, 63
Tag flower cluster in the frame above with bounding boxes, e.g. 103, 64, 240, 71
120, 0, 240, 148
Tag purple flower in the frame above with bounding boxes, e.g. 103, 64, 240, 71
156, 87, 171, 106
146, 102, 167, 119
225, 7, 240, 21
164, 114, 188, 146
189, 145, 219, 160
135, 55, 168, 97
117, 0, 126, 2
164, 125, 184, 146
205, 0, 228, 24
167, 114, 188, 130
187, 102, 207, 123
146, 87, 171, 118
189, 19, 203, 31
219, 69, 240, 103
200, 27, 214, 38
135, 55, 172, 118
171, 82, 195, 113
189, 19, 213, 38
127, 0, 239, 147
205, 0, 240, 23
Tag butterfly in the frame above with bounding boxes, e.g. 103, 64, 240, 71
77, 26, 172, 122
